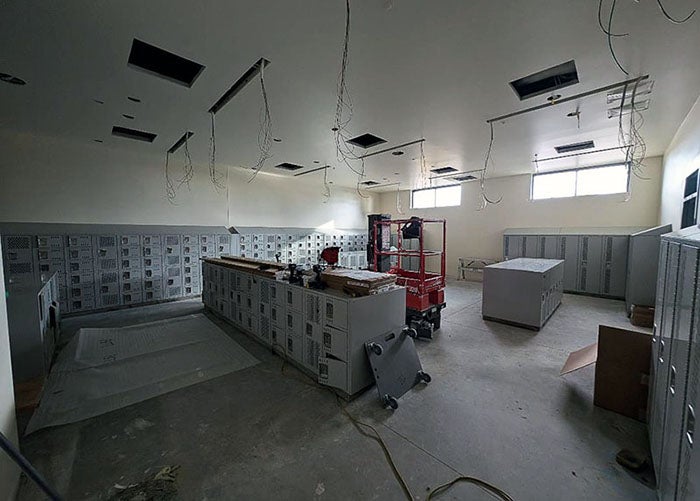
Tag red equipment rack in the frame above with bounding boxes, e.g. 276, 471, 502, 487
372, 218, 446, 336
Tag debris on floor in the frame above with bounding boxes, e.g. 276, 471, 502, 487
110, 465, 180, 501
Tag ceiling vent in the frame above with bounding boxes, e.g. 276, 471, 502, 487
360, 180, 379, 186
347, 133, 387, 149
112, 126, 157, 143
554, 140, 595, 154
452, 174, 477, 182
274, 162, 304, 171
209, 58, 270, 114
127, 39, 205, 88
431, 166, 458, 175
510, 60, 579, 101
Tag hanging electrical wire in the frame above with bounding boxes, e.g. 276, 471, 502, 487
177, 133, 195, 190
656, 0, 696, 24
322, 167, 331, 202
615, 78, 648, 180
395, 183, 405, 215
248, 62, 273, 183
419, 141, 430, 188
604, 0, 628, 75
208, 112, 226, 190
598, 0, 628, 37
478, 122, 503, 210
164, 151, 177, 205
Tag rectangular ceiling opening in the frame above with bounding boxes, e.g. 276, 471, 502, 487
555, 140, 595, 154
127, 39, 205, 88
209, 58, 270, 114
510, 60, 579, 100
274, 162, 304, 171
347, 133, 387, 149
431, 166, 458, 175
452, 174, 477, 182
360, 180, 379, 186
112, 126, 157, 143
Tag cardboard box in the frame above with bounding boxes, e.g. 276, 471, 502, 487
630, 305, 655, 328
561, 325, 651, 422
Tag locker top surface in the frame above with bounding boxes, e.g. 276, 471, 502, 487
232, 226, 365, 235
0, 222, 231, 236
486, 258, 564, 273
660, 225, 700, 244
629, 224, 673, 237
503, 226, 649, 236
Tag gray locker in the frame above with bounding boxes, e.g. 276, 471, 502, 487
659, 245, 698, 501
2, 235, 35, 285
559, 235, 580, 292
626, 225, 673, 314
539, 235, 559, 259
578, 235, 603, 294
504, 235, 524, 259
523, 236, 539, 258
600, 235, 629, 298
651, 242, 682, 474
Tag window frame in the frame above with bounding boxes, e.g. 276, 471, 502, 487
530, 162, 631, 201
411, 184, 462, 209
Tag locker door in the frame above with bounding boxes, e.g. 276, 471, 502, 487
560, 235, 580, 292
524, 236, 539, 258
600, 236, 629, 298
659, 245, 698, 501
650, 242, 670, 426
504, 235, 523, 259
678, 255, 700, 501
578, 236, 603, 294
651, 242, 682, 477
542, 236, 559, 259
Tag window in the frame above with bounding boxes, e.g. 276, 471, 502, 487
531, 163, 629, 200
411, 185, 461, 209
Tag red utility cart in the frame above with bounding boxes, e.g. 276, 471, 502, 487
372, 217, 446, 339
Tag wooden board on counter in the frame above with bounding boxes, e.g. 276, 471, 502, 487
321, 268, 397, 296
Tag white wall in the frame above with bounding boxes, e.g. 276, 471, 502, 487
0, 133, 373, 230
0, 244, 20, 498
660, 94, 700, 229
377, 156, 663, 277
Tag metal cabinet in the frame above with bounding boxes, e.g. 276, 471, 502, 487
578, 235, 603, 294
600, 235, 629, 298
504, 235, 524, 259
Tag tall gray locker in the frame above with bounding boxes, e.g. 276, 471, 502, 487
578, 235, 603, 294
539, 235, 559, 259
560, 235, 580, 292
504, 235, 524, 259
600, 235, 628, 297
523, 236, 539, 258
648, 227, 700, 501
626, 224, 673, 314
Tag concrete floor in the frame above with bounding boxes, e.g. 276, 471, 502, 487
16, 281, 655, 500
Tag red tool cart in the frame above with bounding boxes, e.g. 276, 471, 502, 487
372, 217, 446, 339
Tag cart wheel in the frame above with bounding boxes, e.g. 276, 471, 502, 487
384, 395, 399, 410
418, 371, 432, 384
368, 342, 383, 356
432, 312, 441, 331
404, 327, 418, 339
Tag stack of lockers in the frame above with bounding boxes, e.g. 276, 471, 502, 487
1, 235, 35, 287
66, 234, 96, 312
202, 258, 405, 396
182, 235, 200, 296
36, 235, 67, 305
119, 234, 143, 305
142, 234, 163, 302
503, 227, 646, 298
648, 227, 700, 501
162, 235, 183, 299
94, 235, 121, 309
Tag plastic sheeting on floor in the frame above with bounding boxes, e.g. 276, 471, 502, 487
26, 314, 259, 434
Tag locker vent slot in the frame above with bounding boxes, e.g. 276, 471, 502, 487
305, 340, 320, 367
101, 294, 120, 306
8, 262, 32, 274
521, 239, 526, 256
581, 237, 589, 261
99, 236, 116, 247
101, 272, 118, 284
100, 259, 117, 270
604, 267, 612, 293
6, 236, 31, 249
166, 235, 180, 246
260, 282, 270, 303
605, 238, 613, 262
540, 238, 546, 258
580, 267, 587, 290
167, 255, 180, 266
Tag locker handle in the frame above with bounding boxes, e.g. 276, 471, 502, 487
669, 366, 677, 395
687, 404, 695, 447
659, 339, 665, 363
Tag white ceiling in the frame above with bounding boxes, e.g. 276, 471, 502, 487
1, 0, 699, 191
